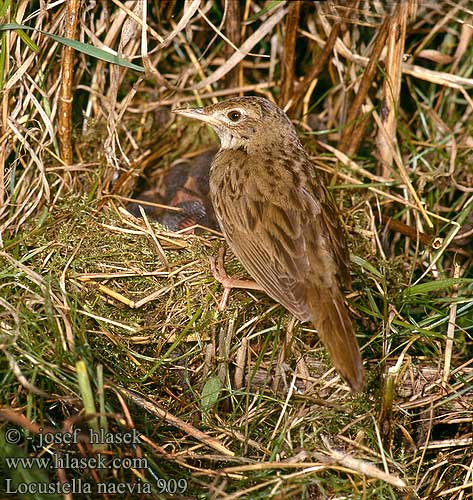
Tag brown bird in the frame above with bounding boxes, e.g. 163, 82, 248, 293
173, 96, 364, 392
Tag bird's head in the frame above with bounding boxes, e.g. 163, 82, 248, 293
173, 96, 297, 151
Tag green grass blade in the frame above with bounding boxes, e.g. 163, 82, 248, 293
0, 23, 144, 71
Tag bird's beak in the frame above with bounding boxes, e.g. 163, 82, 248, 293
172, 106, 221, 127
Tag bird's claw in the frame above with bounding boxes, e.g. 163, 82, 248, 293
209, 246, 262, 311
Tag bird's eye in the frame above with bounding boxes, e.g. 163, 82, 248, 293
227, 110, 241, 122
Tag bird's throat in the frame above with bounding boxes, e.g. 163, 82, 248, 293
217, 129, 249, 152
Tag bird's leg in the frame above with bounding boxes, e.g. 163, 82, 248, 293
210, 246, 263, 311
210, 246, 263, 290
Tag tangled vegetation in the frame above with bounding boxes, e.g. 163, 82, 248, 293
1, 1, 472, 498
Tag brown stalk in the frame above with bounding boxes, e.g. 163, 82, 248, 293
376, 1, 411, 177
288, 21, 340, 117
338, 15, 390, 156
382, 215, 433, 246
118, 386, 234, 457
58, 0, 80, 165
442, 263, 460, 388
224, 0, 241, 91
288, 0, 360, 116
279, 0, 301, 108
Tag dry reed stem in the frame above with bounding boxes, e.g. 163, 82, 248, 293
104, 1, 144, 173
442, 262, 460, 387
376, 1, 410, 177
338, 15, 389, 155
290, 17, 340, 117
58, 0, 80, 165
223, 0, 241, 90
279, 0, 300, 108
371, 108, 434, 229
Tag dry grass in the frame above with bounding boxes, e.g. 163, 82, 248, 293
1, 1, 473, 498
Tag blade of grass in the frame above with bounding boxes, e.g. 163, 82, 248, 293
0, 23, 144, 71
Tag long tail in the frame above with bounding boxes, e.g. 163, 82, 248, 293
309, 288, 364, 392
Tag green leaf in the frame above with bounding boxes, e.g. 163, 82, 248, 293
0, 23, 144, 72
0, 0, 9, 17
14, 27, 39, 51
201, 375, 222, 413
0, 31, 6, 87
246, 1, 285, 23
351, 255, 383, 278
405, 278, 473, 296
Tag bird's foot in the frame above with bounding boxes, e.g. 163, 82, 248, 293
210, 247, 263, 311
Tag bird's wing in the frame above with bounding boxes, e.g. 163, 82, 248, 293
215, 176, 346, 322
313, 187, 352, 289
